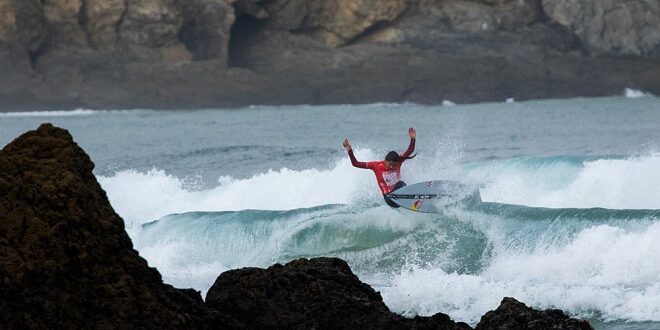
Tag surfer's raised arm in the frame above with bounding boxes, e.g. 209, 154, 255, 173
343, 138, 368, 169
400, 127, 416, 161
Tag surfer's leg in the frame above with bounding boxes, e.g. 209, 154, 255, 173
383, 195, 400, 208
393, 181, 407, 191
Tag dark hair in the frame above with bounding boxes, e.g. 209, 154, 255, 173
385, 151, 416, 162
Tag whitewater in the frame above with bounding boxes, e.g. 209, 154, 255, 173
1, 95, 659, 329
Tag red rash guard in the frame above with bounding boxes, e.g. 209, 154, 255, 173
348, 138, 415, 194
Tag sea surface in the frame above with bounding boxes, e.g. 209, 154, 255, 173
2, 95, 660, 329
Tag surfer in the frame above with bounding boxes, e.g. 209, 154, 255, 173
343, 127, 416, 208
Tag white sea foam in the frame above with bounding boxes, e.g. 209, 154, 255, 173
624, 88, 653, 98
98, 149, 382, 230
381, 222, 660, 324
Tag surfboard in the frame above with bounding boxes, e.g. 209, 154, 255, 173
386, 180, 481, 213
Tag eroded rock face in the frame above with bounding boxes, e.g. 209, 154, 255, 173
42, 0, 88, 46
119, 0, 182, 48
264, 0, 408, 46
81, 0, 126, 51
0, 124, 213, 328
176, 0, 235, 61
475, 297, 594, 330
542, 0, 660, 56
0, 0, 47, 52
206, 257, 472, 330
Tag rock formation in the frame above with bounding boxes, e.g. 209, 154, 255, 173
0, 124, 217, 328
475, 297, 594, 330
0, 0, 659, 110
206, 257, 472, 329
542, 0, 660, 57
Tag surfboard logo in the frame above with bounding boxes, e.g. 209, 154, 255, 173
411, 199, 423, 211
427, 181, 433, 187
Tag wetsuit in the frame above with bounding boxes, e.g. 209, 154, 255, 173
348, 138, 415, 207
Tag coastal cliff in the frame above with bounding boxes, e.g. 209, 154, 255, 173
0, 0, 659, 110
0, 124, 596, 329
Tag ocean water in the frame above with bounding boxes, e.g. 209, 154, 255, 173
2, 96, 660, 328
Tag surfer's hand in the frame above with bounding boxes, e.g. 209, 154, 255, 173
342, 138, 352, 151
409, 127, 416, 139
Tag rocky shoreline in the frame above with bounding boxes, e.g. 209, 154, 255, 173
1, 0, 659, 111
0, 124, 595, 329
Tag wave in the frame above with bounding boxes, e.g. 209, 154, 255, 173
132, 203, 660, 324
97, 150, 382, 231
99, 153, 660, 231
97, 153, 660, 324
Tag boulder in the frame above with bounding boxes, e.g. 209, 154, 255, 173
475, 297, 594, 330
206, 257, 472, 330
0, 124, 217, 328
542, 0, 660, 56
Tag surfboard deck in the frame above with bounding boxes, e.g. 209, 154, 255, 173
386, 180, 481, 213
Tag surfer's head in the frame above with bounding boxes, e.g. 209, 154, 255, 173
385, 150, 417, 168
385, 151, 399, 168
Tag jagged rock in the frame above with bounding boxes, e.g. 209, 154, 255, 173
542, 0, 660, 56
206, 257, 472, 330
176, 0, 235, 61
475, 297, 594, 330
0, 124, 217, 328
263, 0, 408, 46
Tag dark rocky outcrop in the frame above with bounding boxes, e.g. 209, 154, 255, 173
475, 297, 594, 330
0, 0, 659, 110
0, 124, 598, 329
206, 257, 471, 329
0, 124, 224, 328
